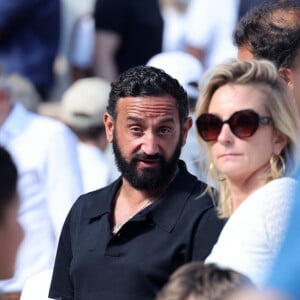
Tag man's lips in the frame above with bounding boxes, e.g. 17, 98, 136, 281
138, 158, 160, 167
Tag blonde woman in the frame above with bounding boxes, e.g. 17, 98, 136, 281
195, 59, 300, 286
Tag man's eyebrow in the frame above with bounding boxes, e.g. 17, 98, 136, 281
126, 116, 175, 124
126, 116, 144, 123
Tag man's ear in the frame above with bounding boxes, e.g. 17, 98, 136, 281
182, 116, 193, 146
278, 67, 294, 89
104, 112, 114, 143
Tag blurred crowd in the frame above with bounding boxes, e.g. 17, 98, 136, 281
1, 0, 300, 300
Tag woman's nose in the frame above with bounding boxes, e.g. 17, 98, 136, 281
217, 123, 235, 145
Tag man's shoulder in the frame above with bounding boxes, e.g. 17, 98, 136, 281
172, 164, 216, 211
187, 181, 216, 212
71, 179, 120, 214
178, 163, 211, 198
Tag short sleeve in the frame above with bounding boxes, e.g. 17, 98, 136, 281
94, 0, 129, 34
48, 212, 74, 299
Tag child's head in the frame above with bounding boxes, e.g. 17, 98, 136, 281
156, 262, 254, 300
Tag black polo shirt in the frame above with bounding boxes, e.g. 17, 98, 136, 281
49, 162, 224, 300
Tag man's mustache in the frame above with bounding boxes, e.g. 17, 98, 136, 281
133, 153, 162, 161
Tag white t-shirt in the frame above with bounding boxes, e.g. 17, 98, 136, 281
78, 143, 112, 193
184, 0, 239, 69
206, 177, 298, 286
20, 269, 52, 300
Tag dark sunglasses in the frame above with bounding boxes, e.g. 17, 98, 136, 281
196, 109, 273, 142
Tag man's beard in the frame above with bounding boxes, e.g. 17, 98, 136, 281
112, 131, 182, 191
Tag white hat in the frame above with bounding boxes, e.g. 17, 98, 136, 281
61, 77, 110, 129
147, 51, 203, 100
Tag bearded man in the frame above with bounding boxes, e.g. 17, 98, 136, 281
49, 65, 224, 300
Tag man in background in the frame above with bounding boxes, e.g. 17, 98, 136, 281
61, 77, 113, 192
0, 0, 60, 100
234, 0, 300, 111
0, 72, 83, 300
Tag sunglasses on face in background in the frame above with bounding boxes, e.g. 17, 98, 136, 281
196, 109, 273, 142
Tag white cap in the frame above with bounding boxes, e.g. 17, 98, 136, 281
61, 77, 110, 129
147, 51, 203, 100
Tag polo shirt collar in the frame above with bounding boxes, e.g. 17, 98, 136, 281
85, 177, 122, 220
85, 161, 199, 233
149, 161, 199, 232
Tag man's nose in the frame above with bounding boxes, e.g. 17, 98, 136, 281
141, 132, 159, 155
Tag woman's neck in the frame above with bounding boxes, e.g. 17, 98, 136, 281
227, 167, 270, 211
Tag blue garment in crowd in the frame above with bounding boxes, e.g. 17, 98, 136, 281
266, 169, 300, 299
0, 0, 60, 98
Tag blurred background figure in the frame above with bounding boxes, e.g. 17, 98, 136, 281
184, 0, 239, 70
61, 77, 114, 193
49, 0, 97, 101
68, 14, 95, 82
6, 74, 41, 113
20, 269, 52, 300
93, 0, 163, 81
0, 0, 60, 101
160, 0, 191, 52
0, 146, 23, 280
147, 51, 204, 179
224, 288, 285, 300
237, 0, 267, 20
234, 0, 300, 112
195, 59, 300, 286
0, 72, 83, 299
59, 0, 96, 59
155, 262, 254, 300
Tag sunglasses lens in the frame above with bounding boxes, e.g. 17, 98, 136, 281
196, 114, 222, 141
230, 110, 259, 138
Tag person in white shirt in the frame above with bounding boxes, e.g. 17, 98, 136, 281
195, 59, 300, 286
20, 269, 52, 300
160, 0, 191, 52
61, 77, 113, 193
184, 0, 238, 70
0, 73, 83, 299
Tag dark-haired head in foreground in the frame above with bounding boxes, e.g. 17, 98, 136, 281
0, 146, 23, 279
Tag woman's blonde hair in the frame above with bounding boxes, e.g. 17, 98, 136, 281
195, 59, 300, 218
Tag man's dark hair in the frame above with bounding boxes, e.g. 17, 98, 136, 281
0, 146, 18, 223
234, 0, 300, 68
107, 65, 189, 125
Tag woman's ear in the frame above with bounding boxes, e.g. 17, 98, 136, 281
273, 130, 288, 156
